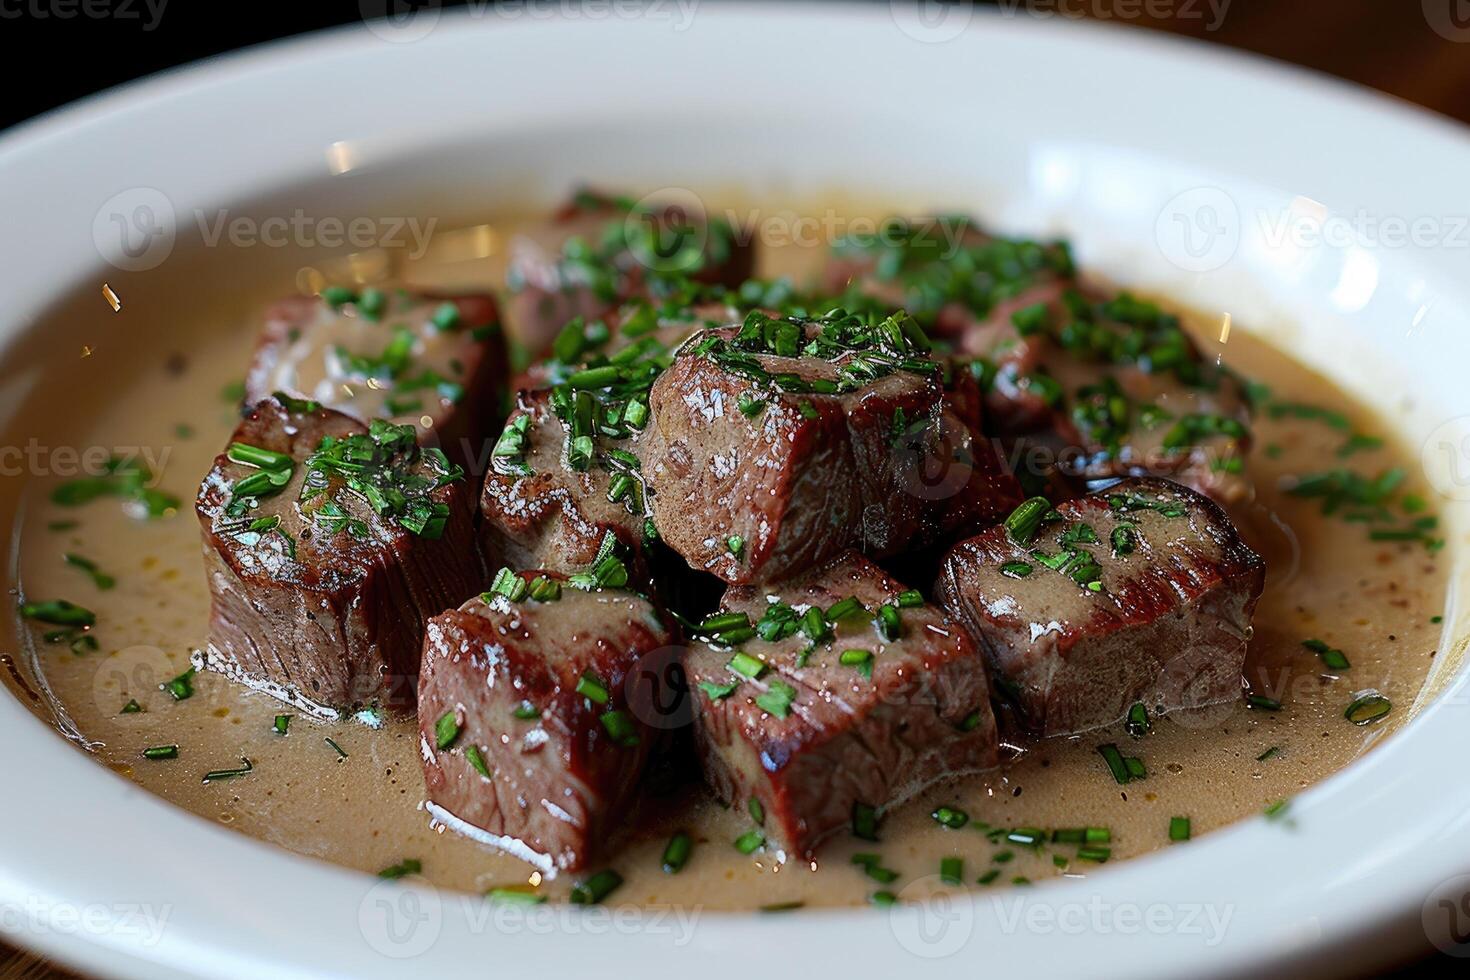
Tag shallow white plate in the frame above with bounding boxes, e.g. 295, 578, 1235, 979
2, 4, 1469, 978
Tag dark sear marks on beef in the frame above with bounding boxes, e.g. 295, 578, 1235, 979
504, 189, 754, 357
641, 309, 1022, 584
937, 478, 1265, 736
195, 395, 480, 716
417, 569, 673, 873
823, 217, 1254, 504
685, 551, 999, 859
244, 288, 508, 472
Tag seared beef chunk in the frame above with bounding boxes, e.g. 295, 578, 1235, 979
196, 396, 479, 715
510, 294, 738, 393
956, 288, 1254, 503
417, 569, 673, 872
505, 189, 754, 356
481, 389, 651, 575
685, 551, 998, 858
244, 288, 507, 472
641, 309, 1022, 585
824, 218, 1253, 503
823, 215, 1074, 347
937, 478, 1264, 736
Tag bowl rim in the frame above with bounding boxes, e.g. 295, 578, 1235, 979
2, 5, 1468, 978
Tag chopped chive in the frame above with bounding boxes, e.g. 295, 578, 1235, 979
852, 802, 879, 841
726, 535, 745, 559
1302, 638, 1351, 670
698, 679, 740, 701
939, 857, 963, 885
19, 599, 95, 627
1004, 496, 1052, 545
851, 853, 899, 883
430, 302, 461, 332
1000, 560, 1033, 579
575, 672, 610, 704
486, 887, 546, 904
1169, 816, 1191, 842
512, 700, 541, 720
931, 806, 968, 830
202, 757, 253, 783
760, 901, 804, 913
434, 710, 461, 750
734, 830, 765, 854
377, 858, 422, 880
142, 745, 178, 760
273, 714, 291, 735
1256, 745, 1281, 762
63, 553, 115, 590
1264, 798, 1291, 821
661, 831, 693, 874
977, 870, 1000, 886
599, 709, 639, 747
839, 648, 872, 670
325, 736, 348, 759
748, 798, 765, 825
1076, 846, 1111, 863
875, 604, 902, 642
895, 589, 924, 608
464, 745, 491, 778
120, 699, 142, 714
869, 890, 897, 907
827, 597, 871, 624
738, 394, 766, 417
1246, 694, 1283, 711
488, 566, 529, 602
1344, 690, 1391, 725
162, 667, 196, 701
727, 652, 765, 680
1005, 828, 1045, 847
1125, 702, 1150, 738
569, 869, 623, 904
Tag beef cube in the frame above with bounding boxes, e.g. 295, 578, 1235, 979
685, 551, 998, 859
244, 288, 507, 472
960, 287, 1254, 503
480, 389, 651, 575
640, 310, 1022, 585
505, 189, 754, 356
417, 571, 673, 872
510, 295, 738, 393
936, 477, 1265, 736
823, 215, 1074, 349
823, 217, 1253, 503
196, 396, 480, 715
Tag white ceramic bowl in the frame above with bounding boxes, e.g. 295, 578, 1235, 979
2, 5, 1469, 977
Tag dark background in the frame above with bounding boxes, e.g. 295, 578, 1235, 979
4, 0, 1470, 135
1, 1, 1466, 978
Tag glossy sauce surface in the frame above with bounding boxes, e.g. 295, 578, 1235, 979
0, 210, 1447, 909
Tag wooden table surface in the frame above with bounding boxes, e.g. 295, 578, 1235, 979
4, 3, 1466, 977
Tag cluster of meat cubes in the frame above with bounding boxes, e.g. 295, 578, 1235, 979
196, 192, 1263, 873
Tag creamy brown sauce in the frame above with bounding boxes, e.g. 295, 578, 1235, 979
0, 209, 1447, 909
